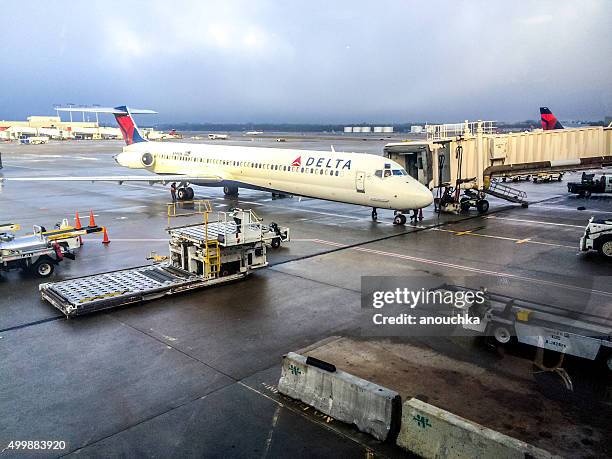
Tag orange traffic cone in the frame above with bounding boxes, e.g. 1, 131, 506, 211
89, 210, 96, 227
102, 227, 110, 244
75, 211, 82, 229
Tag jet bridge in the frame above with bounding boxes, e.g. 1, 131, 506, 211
384, 121, 612, 207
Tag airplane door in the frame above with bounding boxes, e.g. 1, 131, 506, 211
355, 171, 366, 193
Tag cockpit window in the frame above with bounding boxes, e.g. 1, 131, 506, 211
375, 170, 382, 178
384, 170, 392, 177
392, 169, 408, 176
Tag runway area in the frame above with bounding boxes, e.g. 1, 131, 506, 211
0, 139, 610, 457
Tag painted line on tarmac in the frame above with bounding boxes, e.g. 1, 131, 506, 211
430, 227, 575, 249
486, 215, 585, 228
0, 164, 42, 170
531, 204, 612, 215
303, 238, 612, 298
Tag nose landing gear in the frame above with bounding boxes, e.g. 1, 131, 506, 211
393, 213, 407, 225
371, 208, 378, 221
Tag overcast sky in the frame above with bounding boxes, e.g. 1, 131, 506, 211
0, 0, 610, 123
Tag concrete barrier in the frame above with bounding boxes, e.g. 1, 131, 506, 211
277, 352, 401, 441
397, 398, 556, 458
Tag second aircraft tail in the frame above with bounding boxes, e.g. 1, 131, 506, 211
540, 107, 564, 130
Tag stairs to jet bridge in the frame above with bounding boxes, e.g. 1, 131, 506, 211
484, 180, 528, 207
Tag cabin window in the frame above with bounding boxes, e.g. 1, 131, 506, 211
335, 171, 339, 176
320, 169, 324, 175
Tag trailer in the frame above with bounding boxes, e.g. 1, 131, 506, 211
1, 220, 103, 278
441, 285, 612, 371
532, 172, 564, 183
39, 209, 290, 317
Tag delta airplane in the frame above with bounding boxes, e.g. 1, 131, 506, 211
2, 106, 433, 225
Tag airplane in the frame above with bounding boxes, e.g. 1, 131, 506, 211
540, 107, 564, 130
1, 106, 433, 225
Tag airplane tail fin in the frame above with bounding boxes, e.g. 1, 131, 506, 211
56, 106, 157, 146
540, 107, 564, 130
112, 106, 149, 145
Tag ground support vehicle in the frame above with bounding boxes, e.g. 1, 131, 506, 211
441, 285, 612, 375
0, 221, 103, 278
580, 217, 612, 258
568, 173, 612, 197
39, 209, 289, 317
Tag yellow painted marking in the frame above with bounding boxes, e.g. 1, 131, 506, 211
430, 228, 573, 249
454, 230, 473, 236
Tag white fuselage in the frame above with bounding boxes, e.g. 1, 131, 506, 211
115, 141, 433, 210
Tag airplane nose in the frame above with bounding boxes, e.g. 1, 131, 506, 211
403, 180, 433, 209
415, 187, 434, 209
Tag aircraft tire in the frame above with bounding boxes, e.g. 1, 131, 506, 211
393, 214, 406, 225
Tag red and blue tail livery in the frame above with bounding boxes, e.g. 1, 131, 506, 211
55, 105, 157, 146
113, 106, 146, 145
540, 107, 564, 130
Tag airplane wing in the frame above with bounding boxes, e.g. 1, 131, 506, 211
0, 175, 223, 185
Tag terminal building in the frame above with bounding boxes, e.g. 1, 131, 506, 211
0, 115, 121, 140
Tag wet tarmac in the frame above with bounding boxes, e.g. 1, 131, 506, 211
0, 140, 610, 457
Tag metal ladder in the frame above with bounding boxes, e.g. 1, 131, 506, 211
485, 180, 528, 205
205, 239, 221, 275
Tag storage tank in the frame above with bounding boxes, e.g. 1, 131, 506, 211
343, 126, 353, 133
382, 126, 394, 133
352, 127, 362, 133
361, 126, 372, 133
373, 126, 383, 133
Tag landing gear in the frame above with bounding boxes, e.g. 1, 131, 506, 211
223, 185, 239, 197
176, 187, 194, 201
393, 212, 407, 225
371, 208, 378, 221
